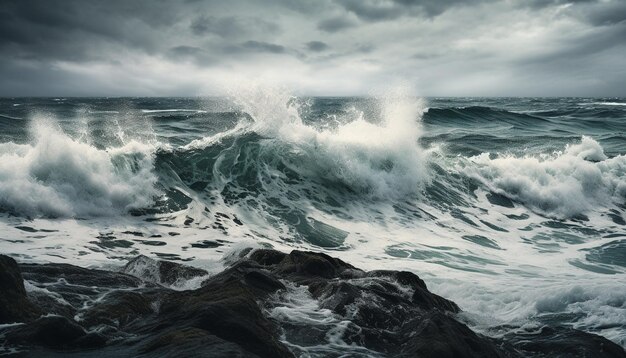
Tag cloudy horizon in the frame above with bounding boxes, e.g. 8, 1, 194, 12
1, 0, 625, 97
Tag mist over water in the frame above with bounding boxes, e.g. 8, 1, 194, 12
0, 92, 625, 349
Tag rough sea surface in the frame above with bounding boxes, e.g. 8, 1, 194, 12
1, 89, 625, 350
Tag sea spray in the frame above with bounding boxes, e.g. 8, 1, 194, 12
463, 136, 626, 218
0, 115, 158, 217
209, 84, 431, 198
1, 96, 625, 349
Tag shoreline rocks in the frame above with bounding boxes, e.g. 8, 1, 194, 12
0, 250, 624, 357
0, 255, 40, 324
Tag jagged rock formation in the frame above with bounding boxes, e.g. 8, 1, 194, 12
0, 251, 624, 357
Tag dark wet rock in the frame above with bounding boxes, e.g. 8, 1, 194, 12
20, 262, 144, 288
368, 270, 460, 312
506, 325, 626, 358
0, 254, 40, 323
1, 250, 624, 358
201, 260, 286, 298
399, 312, 509, 358
139, 327, 262, 357
155, 278, 292, 357
368, 269, 428, 290
122, 254, 208, 286
4, 315, 90, 349
250, 248, 288, 266
80, 290, 157, 328
254, 249, 358, 281
25, 286, 77, 320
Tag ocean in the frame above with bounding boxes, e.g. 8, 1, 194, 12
1, 88, 625, 350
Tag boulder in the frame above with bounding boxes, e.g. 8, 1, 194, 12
139, 327, 262, 357
398, 312, 510, 358
0, 255, 40, 324
20, 261, 144, 288
154, 277, 293, 357
4, 315, 89, 349
1, 249, 624, 358
122, 255, 208, 286
80, 290, 158, 328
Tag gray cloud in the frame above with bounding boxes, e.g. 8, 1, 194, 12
166, 45, 216, 66
306, 41, 330, 52
523, 0, 597, 10
579, 1, 626, 26
334, 0, 487, 21
317, 16, 358, 32
190, 16, 280, 38
240, 40, 286, 54
0, 0, 624, 96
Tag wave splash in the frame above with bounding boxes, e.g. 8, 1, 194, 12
188, 85, 430, 199
0, 116, 158, 217
463, 136, 626, 218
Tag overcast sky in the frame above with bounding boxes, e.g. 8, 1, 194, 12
1, 0, 625, 97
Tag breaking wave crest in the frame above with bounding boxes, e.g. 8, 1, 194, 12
462, 136, 626, 218
185, 85, 430, 199
0, 116, 158, 217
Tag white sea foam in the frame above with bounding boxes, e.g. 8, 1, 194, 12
211, 84, 431, 198
436, 279, 626, 347
584, 102, 626, 106
463, 136, 626, 218
141, 109, 207, 114
0, 116, 158, 217
1, 95, 625, 351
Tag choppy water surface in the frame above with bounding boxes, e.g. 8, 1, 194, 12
1, 90, 625, 349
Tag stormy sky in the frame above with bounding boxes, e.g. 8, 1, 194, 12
1, 0, 625, 97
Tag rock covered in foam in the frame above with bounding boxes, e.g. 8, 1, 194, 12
121, 254, 208, 286
0, 252, 624, 357
252, 250, 498, 357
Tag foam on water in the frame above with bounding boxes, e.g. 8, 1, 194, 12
0, 115, 158, 217
587, 102, 626, 106
197, 84, 430, 198
463, 136, 626, 218
0, 94, 625, 350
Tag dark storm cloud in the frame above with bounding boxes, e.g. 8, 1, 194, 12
334, 0, 487, 21
580, 1, 626, 26
336, 0, 408, 21
190, 16, 280, 38
0, 0, 181, 62
317, 16, 358, 32
0, 0, 624, 96
240, 41, 286, 54
306, 41, 330, 52
523, 0, 598, 10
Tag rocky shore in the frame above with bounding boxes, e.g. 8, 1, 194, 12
1, 250, 624, 357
